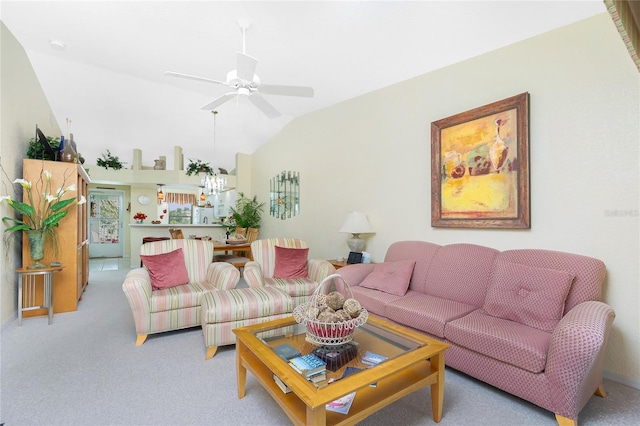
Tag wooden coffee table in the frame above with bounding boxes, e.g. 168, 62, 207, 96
233, 315, 449, 425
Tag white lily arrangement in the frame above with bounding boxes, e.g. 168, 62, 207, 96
1, 169, 86, 238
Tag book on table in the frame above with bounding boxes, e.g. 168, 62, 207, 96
361, 350, 388, 366
273, 343, 301, 362
273, 374, 292, 394
289, 353, 326, 377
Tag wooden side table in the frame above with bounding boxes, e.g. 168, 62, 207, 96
327, 259, 348, 269
16, 265, 64, 325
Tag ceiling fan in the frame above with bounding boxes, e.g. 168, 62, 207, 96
165, 20, 314, 118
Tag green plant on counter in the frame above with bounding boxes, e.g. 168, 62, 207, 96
96, 150, 125, 170
186, 159, 215, 176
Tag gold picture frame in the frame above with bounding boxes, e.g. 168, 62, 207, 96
431, 92, 530, 229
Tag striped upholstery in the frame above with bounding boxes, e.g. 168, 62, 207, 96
244, 238, 336, 305
122, 239, 240, 340
201, 287, 293, 351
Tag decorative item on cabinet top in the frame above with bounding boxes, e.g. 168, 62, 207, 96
270, 171, 300, 220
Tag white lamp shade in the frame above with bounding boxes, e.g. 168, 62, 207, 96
338, 211, 375, 234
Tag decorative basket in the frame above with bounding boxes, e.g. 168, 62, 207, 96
293, 274, 368, 346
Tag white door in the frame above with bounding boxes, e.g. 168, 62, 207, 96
89, 190, 124, 258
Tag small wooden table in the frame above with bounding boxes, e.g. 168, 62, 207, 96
233, 315, 449, 425
16, 265, 64, 325
213, 240, 251, 252
327, 259, 348, 269
327, 259, 376, 270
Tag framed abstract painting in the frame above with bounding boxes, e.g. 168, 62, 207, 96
431, 92, 530, 229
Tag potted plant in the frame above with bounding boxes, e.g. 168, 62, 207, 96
27, 135, 60, 160
1, 169, 86, 268
230, 192, 265, 230
96, 150, 125, 170
186, 159, 215, 176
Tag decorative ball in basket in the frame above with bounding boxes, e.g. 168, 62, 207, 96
293, 274, 368, 346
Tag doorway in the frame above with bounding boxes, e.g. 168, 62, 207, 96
88, 189, 125, 258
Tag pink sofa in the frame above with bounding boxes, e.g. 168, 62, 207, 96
337, 241, 615, 426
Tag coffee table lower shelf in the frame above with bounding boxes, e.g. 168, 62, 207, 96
234, 316, 448, 426
239, 351, 439, 426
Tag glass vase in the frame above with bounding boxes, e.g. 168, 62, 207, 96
25, 229, 47, 269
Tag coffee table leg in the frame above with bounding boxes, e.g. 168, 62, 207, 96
236, 342, 247, 399
306, 405, 326, 426
430, 352, 445, 423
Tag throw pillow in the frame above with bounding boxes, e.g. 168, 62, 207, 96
483, 261, 575, 332
141, 248, 190, 290
273, 246, 309, 279
359, 260, 416, 296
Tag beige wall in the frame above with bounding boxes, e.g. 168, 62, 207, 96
0, 23, 61, 325
252, 14, 640, 386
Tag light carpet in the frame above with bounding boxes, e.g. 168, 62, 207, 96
1, 267, 638, 425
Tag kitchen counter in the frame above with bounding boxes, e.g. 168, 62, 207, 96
129, 223, 227, 267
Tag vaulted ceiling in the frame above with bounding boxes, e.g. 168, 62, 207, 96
1, 1, 606, 171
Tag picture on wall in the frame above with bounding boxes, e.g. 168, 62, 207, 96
431, 92, 530, 229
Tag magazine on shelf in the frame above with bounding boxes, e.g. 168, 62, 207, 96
289, 353, 327, 377
361, 351, 388, 366
326, 391, 356, 415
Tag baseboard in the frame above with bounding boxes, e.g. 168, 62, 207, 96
604, 370, 640, 390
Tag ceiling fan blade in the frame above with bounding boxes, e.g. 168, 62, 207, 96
165, 71, 227, 85
259, 84, 314, 98
248, 93, 281, 118
236, 52, 258, 82
201, 92, 236, 110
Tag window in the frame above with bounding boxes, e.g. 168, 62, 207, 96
168, 203, 192, 224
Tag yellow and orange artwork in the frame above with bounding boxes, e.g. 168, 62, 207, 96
440, 108, 518, 219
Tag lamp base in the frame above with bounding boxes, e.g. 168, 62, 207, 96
346, 234, 365, 252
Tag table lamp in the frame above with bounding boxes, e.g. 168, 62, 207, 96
338, 211, 375, 252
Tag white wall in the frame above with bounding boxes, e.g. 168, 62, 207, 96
0, 23, 61, 325
252, 14, 640, 385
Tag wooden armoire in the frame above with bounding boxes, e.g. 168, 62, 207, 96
21, 159, 90, 316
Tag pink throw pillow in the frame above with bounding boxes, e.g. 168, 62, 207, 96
273, 246, 309, 279
141, 248, 190, 290
483, 261, 575, 332
359, 260, 416, 296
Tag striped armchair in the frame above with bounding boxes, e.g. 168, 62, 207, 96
244, 238, 336, 306
122, 239, 240, 346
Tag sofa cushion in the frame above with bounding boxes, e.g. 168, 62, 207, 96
359, 260, 416, 296
423, 244, 499, 307
483, 261, 574, 332
349, 286, 407, 317
385, 294, 477, 338
150, 281, 219, 313
445, 310, 551, 373
383, 241, 441, 293
141, 248, 190, 290
273, 246, 309, 279
264, 277, 317, 297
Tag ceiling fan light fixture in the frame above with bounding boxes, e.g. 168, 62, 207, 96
237, 87, 251, 96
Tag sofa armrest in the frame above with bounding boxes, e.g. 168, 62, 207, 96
243, 261, 264, 288
122, 268, 153, 334
545, 301, 616, 418
308, 259, 336, 283
206, 262, 240, 290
